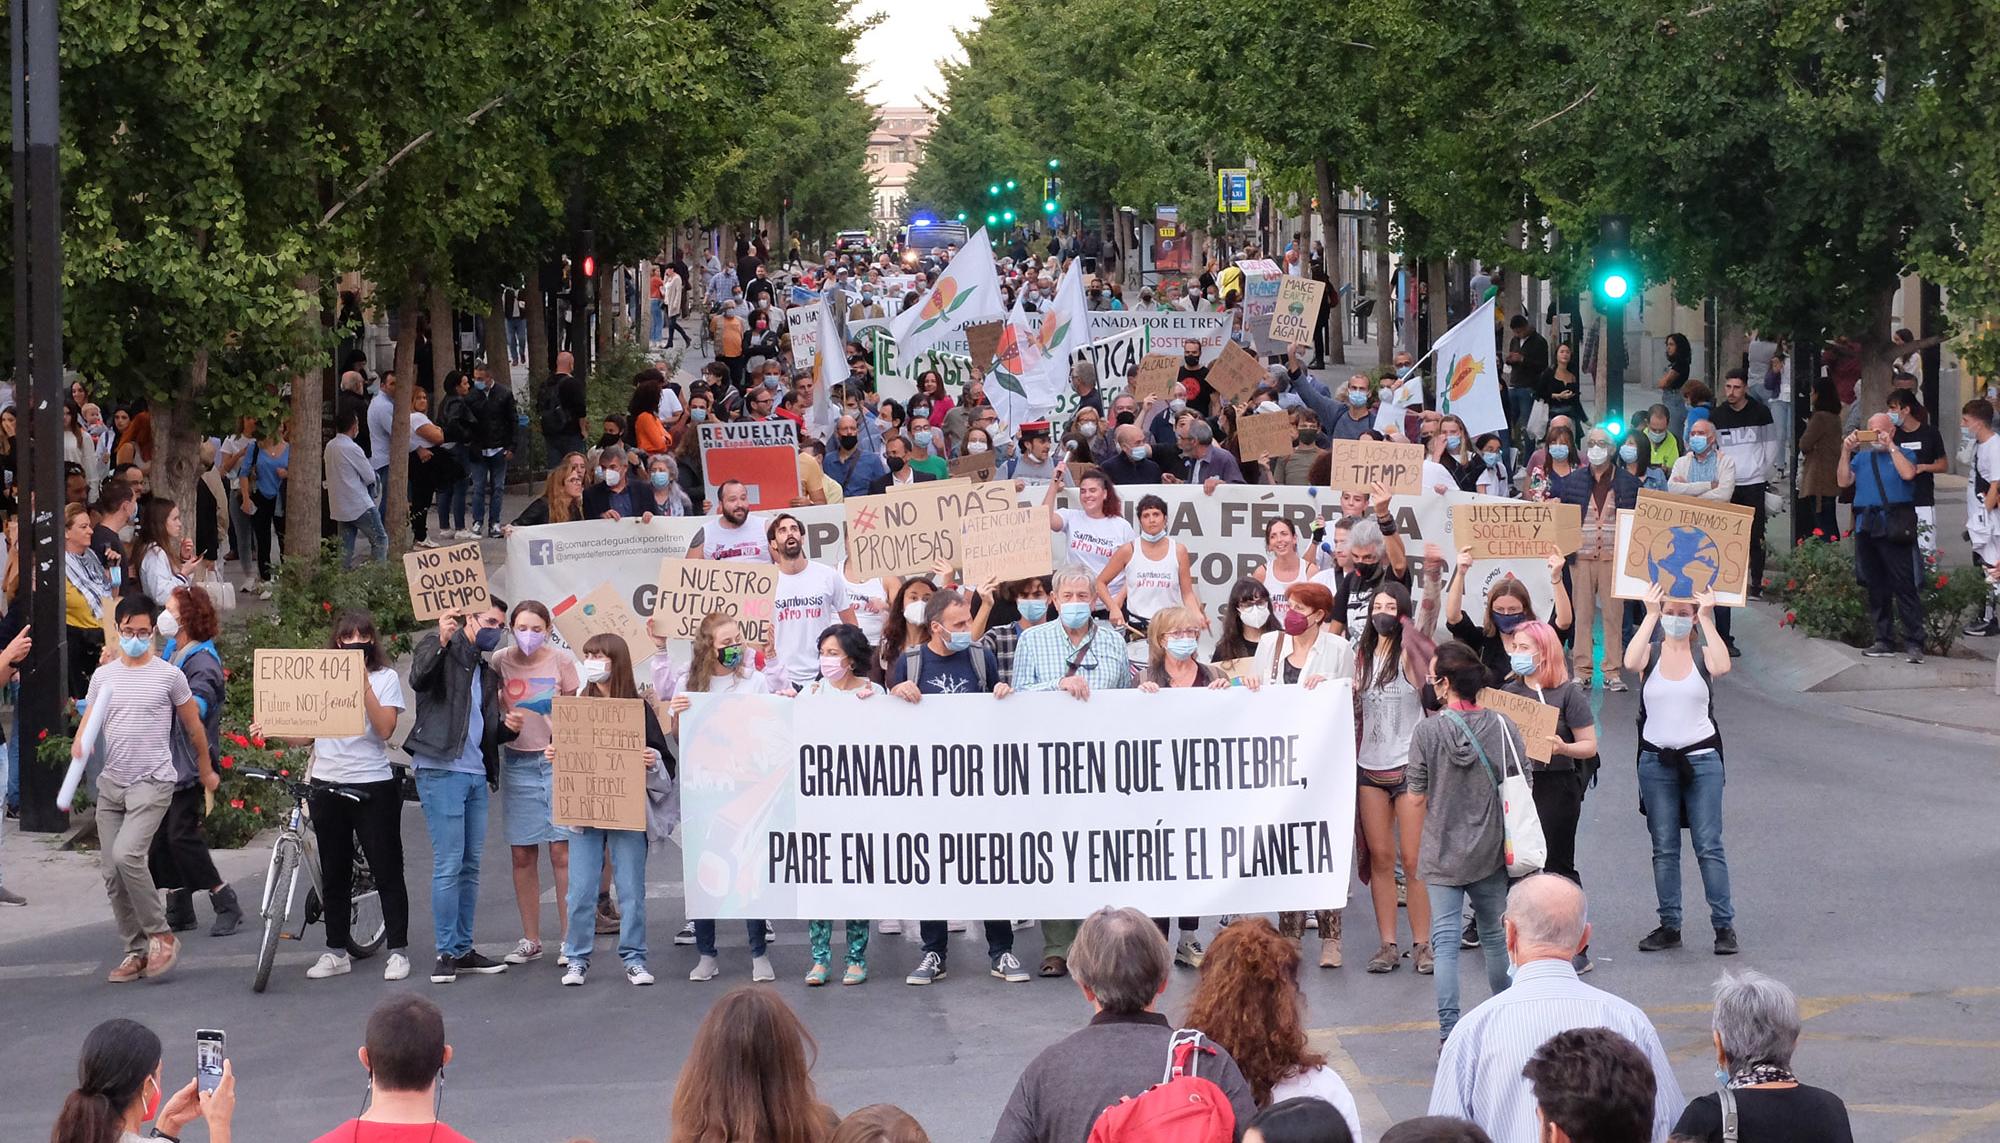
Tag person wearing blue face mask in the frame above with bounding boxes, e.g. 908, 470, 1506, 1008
1098, 422, 1163, 486
1668, 420, 1737, 505
405, 598, 519, 983
972, 575, 1052, 678
1444, 550, 1574, 689
1549, 426, 1642, 688
886, 589, 1025, 986
1096, 494, 1200, 640
1624, 583, 1739, 957
635, 451, 693, 519
906, 415, 949, 479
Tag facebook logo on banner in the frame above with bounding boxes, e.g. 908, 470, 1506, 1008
528, 539, 555, 566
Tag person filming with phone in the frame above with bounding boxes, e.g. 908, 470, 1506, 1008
53, 1017, 234, 1143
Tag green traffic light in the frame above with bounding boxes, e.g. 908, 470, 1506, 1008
955, 212, 966, 221
1599, 272, 1631, 301
1002, 210, 1015, 222
1005, 179, 1016, 190
986, 213, 998, 225
1043, 200, 1058, 214
1048, 158, 1060, 170
988, 184, 1001, 196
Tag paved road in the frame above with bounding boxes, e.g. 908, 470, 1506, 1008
2, 647, 1995, 1143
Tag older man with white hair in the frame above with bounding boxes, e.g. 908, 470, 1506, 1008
990, 907, 1256, 1143
1430, 874, 1683, 1142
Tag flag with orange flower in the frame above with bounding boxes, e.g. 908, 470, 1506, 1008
889, 227, 1005, 363
1435, 296, 1505, 437
988, 258, 1090, 428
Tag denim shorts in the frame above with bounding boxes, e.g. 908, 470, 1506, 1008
1358, 765, 1409, 797
501, 748, 564, 847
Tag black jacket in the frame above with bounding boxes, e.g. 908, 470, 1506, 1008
469, 386, 518, 452
866, 470, 937, 496
337, 388, 374, 456
437, 392, 479, 447
404, 629, 517, 787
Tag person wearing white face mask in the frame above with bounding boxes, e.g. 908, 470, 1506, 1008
1550, 425, 1641, 689
1097, 494, 1201, 647
871, 575, 936, 682
582, 443, 643, 520
1624, 582, 1739, 957
800, 623, 880, 986
551, 634, 673, 988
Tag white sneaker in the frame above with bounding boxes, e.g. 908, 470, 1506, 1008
626, 963, 655, 986
456, 529, 481, 541
562, 961, 588, 986
674, 921, 697, 945
307, 951, 352, 979
383, 952, 411, 981
689, 955, 719, 982
503, 938, 542, 964
878, 920, 902, 935
752, 955, 775, 982
557, 951, 569, 967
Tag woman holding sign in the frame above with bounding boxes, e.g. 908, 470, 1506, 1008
1500, 619, 1599, 970
492, 600, 581, 966
799, 623, 879, 986
1623, 584, 1738, 957
664, 610, 779, 982
255, 610, 412, 982
1044, 466, 1135, 611
552, 634, 674, 987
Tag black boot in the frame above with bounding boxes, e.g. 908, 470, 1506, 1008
208, 885, 244, 937
164, 889, 197, 933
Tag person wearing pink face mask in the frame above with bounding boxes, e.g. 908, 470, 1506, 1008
490, 600, 581, 968
1249, 582, 1355, 966
798, 623, 880, 986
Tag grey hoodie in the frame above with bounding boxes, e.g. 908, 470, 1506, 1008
1408, 707, 1523, 886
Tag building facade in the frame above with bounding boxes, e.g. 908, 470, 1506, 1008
866, 106, 935, 233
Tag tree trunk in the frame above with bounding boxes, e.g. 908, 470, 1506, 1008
151, 351, 210, 573
1374, 201, 1393, 369
597, 267, 615, 358
1314, 156, 1344, 365
1426, 258, 1449, 346
486, 285, 509, 377
1855, 283, 1899, 415
386, 269, 422, 556
524, 264, 550, 393
284, 274, 330, 566
428, 280, 453, 393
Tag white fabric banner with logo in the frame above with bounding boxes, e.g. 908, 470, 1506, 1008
679, 684, 1356, 919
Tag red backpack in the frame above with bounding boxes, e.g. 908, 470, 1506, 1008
1087, 1029, 1236, 1143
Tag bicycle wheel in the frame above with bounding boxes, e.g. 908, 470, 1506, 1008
254, 839, 301, 994
346, 849, 387, 958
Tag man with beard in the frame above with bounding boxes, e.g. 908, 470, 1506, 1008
766, 515, 856, 686
687, 479, 768, 562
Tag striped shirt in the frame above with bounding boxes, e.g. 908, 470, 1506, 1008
87, 657, 194, 787
1430, 960, 1684, 1142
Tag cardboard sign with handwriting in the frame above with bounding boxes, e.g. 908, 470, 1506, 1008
965, 320, 1005, 377
1207, 340, 1266, 405
552, 582, 657, 670
1131, 354, 1183, 403
949, 450, 997, 482
551, 696, 647, 831
1234, 411, 1296, 463
403, 541, 490, 620
844, 479, 1016, 578
651, 559, 778, 644
254, 650, 367, 738
1267, 276, 1326, 347
1618, 490, 1756, 601
1452, 502, 1583, 560
1327, 438, 1424, 496
959, 506, 1054, 586
1478, 687, 1562, 764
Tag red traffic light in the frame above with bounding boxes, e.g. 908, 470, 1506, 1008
581, 255, 597, 278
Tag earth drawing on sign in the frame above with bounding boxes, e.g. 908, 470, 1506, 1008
1645, 526, 1721, 596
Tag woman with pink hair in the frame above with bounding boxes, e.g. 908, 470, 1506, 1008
1498, 619, 1600, 971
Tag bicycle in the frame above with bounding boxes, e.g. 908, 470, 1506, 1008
241, 769, 387, 993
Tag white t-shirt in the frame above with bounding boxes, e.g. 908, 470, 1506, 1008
701, 514, 770, 563
845, 572, 889, 646
367, 391, 396, 469
1058, 507, 1136, 593
310, 667, 407, 784
772, 562, 850, 684
407, 411, 436, 451
656, 386, 685, 424
1269, 1066, 1362, 1141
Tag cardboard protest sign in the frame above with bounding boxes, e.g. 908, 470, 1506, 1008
959, 506, 1054, 586
1327, 439, 1424, 496
1267, 276, 1326, 347
253, 650, 366, 738
1618, 490, 1756, 602
551, 582, 657, 670
1452, 502, 1583, 560
1234, 411, 1296, 463
1130, 354, 1183, 403
1478, 688, 1562, 765
651, 558, 778, 644
550, 696, 647, 831
1207, 340, 1266, 406
403, 541, 490, 620
699, 421, 801, 512
845, 479, 1015, 578
964, 320, 1005, 378
948, 451, 997, 482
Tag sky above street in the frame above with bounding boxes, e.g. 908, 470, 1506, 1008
854, 0, 989, 107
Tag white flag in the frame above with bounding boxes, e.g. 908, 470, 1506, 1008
807, 297, 845, 442
1435, 297, 1506, 438
989, 259, 1090, 428
888, 228, 1006, 364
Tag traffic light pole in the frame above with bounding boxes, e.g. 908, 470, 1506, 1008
1603, 303, 1626, 429
10, 0, 73, 833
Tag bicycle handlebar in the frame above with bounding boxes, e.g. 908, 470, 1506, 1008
237, 768, 364, 802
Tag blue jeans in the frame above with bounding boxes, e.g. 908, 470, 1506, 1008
693, 919, 767, 959
1637, 748, 1734, 930
562, 827, 650, 967
506, 317, 527, 362
338, 507, 391, 567
1427, 867, 1512, 1039
1505, 386, 1538, 458
436, 454, 470, 532
648, 299, 665, 343
1662, 388, 1688, 439
466, 452, 509, 532
415, 768, 487, 957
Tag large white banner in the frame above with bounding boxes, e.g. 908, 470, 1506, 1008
500, 485, 1552, 641
679, 686, 1357, 919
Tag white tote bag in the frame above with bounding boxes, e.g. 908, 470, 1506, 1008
1446, 710, 1547, 878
